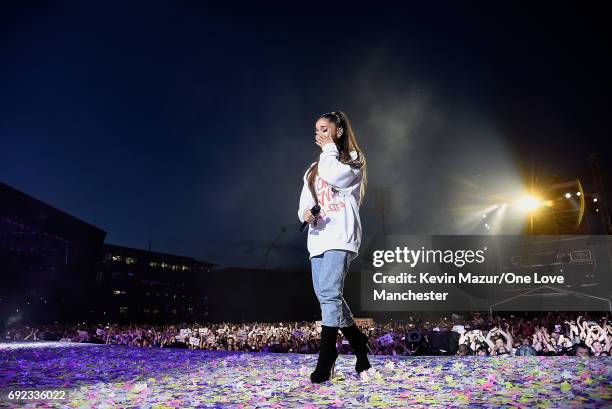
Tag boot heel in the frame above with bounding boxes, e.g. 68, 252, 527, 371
331, 361, 336, 378
362, 333, 373, 355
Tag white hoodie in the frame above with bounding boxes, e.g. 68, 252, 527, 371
297, 143, 363, 260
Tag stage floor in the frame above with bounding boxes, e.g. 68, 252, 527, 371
0, 342, 610, 408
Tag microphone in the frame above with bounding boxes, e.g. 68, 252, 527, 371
300, 204, 321, 232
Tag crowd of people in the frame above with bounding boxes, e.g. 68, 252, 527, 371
2, 312, 610, 357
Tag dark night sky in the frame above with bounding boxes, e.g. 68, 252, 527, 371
1, 2, 610, 270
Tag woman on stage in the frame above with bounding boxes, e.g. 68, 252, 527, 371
297, 110, 371, 383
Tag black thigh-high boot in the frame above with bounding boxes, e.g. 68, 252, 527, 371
310, 325, 339, 383
340, 324, 372, 373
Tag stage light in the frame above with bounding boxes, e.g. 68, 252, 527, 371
515, 195, 543, 213
565, 193, 572, 199
594, 198, 598, 203
576, 192, 581, 197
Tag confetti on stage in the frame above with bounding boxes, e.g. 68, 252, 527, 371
0, 342, 610, 408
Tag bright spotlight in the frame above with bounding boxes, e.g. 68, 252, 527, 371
565, 192, 571, 199
515, 195, 543, 213
594, 198, 598, 203
576, 192, 581, 197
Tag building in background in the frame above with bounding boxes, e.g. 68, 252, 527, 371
0, 182, 106, 324
98, 244, 215, 322
0, 182, 216, 325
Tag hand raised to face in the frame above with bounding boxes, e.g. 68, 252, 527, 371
315, 130, 334, 149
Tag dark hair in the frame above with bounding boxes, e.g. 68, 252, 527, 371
574, 342, 591, 356
306, 110, 367, 206
476, 346, 489, 355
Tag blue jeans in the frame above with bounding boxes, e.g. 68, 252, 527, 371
311, 249, 356, 328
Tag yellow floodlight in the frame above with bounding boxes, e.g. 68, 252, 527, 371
515, 194, 544, 213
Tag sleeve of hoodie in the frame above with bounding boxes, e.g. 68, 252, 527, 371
297, 163, 317, 223
318, 143, 360, 189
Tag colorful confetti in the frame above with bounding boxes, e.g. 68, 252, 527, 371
0, 341, 610, 408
